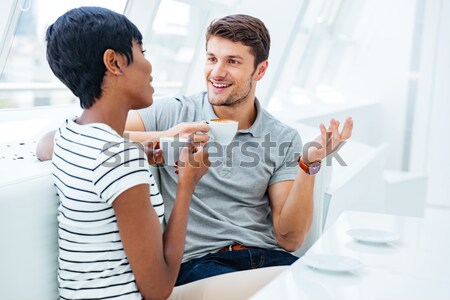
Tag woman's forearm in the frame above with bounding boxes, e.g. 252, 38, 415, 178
161, 179, 195, 282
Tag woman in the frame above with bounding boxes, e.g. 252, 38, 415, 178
46, 7, 210, 300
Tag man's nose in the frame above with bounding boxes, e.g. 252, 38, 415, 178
211, 62, 227, 79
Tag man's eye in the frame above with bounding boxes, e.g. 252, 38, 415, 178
141, 49, 147, 55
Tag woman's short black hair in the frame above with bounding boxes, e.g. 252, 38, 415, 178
46, 7, 143, 108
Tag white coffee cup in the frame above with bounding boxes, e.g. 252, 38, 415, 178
159, 137, 191, 166
208, 119, 238, 146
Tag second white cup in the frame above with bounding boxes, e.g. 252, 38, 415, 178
159, 137, 191, 166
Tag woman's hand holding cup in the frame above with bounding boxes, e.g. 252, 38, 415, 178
162, 122, 210, 147
177, 144, 210, 186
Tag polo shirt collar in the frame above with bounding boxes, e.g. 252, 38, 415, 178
202, 92, 263, 138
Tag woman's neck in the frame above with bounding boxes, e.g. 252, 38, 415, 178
76, 98, 128, 136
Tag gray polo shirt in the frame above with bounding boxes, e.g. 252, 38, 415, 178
139, 92, 302, 262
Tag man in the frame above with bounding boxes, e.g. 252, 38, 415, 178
125, 14, 353, 285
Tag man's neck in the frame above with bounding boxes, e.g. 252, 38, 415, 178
212, 97, 257, 131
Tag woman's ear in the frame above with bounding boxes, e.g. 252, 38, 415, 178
103, 49, 124, 76
254, 60, 269, 81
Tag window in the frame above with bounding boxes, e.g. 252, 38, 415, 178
143, 0, 209, 96
268, 0, 364, 111
0, 0, 127, 109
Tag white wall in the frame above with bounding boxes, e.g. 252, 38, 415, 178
334, 0, 416, 171
410, 0, 450, 206
327, 0, 450, 206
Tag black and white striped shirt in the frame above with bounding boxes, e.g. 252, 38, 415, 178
53, 118, 163, 300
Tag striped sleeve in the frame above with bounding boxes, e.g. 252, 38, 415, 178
92, 140, 150, 204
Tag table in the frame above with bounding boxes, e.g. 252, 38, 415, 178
250, 211, 450, 300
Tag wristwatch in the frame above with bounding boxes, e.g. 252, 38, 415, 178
298, 156, 321, 175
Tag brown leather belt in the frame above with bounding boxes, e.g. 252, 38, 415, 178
218, 243, 251, 253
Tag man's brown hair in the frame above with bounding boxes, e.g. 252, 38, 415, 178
206, 14, 270, 69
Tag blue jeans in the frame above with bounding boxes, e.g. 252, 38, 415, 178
175, 247, 298, 286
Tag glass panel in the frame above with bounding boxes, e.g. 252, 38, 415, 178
0, 0, 127, 109
277, 0, 364, 108
145, 0, 208, 96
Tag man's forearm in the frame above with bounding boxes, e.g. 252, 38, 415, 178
36, 130, 56, 161
276, 171, 315, 251
125, 130, 162, 143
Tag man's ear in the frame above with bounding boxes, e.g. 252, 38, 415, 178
254, 60, 269, 81
103, 49, 124, 75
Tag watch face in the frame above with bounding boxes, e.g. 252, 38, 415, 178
309, 162, 321, 175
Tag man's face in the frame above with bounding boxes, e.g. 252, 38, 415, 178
205, 36, 258, 107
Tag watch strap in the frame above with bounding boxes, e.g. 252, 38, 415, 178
298, 156, 321, 175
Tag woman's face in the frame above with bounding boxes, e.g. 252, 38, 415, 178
122, 41, 154, 109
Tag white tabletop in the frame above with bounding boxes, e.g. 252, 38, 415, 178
250, 211, 450, 300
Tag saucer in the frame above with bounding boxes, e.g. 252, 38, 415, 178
302, 254, 363, 272
346, 228, 400, 244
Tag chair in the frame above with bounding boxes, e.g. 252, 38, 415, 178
0, 160, 59, 300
